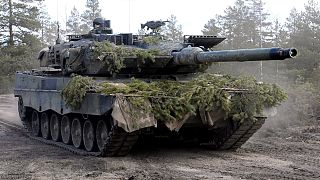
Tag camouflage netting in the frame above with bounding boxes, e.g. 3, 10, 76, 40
61, 75, 98, 110
62, 74, 287, 132
91, 41, 163, 73
142, 36, 162, 45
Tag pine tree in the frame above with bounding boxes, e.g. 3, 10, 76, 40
36, 1, 56, 46
0, 0, 42, 47
245, 0, 272, 47
43, 21, 60, 45
218, 0, 254, 49
162, 15, 183, 42
207, 0, 273, 79
202, 18, 221, 36
271, 20, 288, 47
285, 0, 320, 80
81, 0, 102, 33
67, 7, 83, 35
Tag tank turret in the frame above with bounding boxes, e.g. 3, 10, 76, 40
38, 19, 297, 77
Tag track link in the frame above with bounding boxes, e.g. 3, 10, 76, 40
102, 127, 140, 157
219, 117, 266, 150
21, 118, 139, 157
29, 135, 101, 156
17, 116, 265, 155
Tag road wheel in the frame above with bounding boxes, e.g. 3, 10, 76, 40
50, 114, 61, 142
96, 120, 109, 152
71, 118, 83, 148
83, 120, 96, 152
41, 112, 51, 139
31, 111, 40, 136
61, 116, 72, 144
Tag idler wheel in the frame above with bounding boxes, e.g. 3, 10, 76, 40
18, 97, 27, 121
96, 120, 109, 152
50, 114, 61, 142
41, 112, 51, 139
61, 116, 72, 144
71, 118, 83, 149
31, 111, 41, 136
83, 120, 96, 152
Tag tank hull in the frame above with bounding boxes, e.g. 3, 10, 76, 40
14, 72, 267, 156
14, 73, 114, 116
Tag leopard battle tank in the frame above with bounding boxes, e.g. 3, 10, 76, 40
14, 18, 297, 156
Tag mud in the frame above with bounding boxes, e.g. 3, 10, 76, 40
0, 94, 320, 179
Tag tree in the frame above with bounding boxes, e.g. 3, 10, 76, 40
207, 0, 273, 79
284, 1, 320, 82
0, 44, 39, 93
36, 1, 57, 46
218, 0, 254, 49
0, 0, 44, 93
67, 7, 83, 35
202, 18, 221, 36
138, 28, 147, 35
162, 15, 183, 42
81, 0, 102, 33
208, 0, 272, 49
245, 0, 272, 47
271, 19, 288, 47
43, 21, 61, 45
0, 0, 42, 47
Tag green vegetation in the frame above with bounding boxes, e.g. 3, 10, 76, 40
0, 0, 46, 93
161, 15, 183, 42
143, 36, 162, 45
0, 46, 39, 93
92, 41, 162, 73
62, 74, 287, 123
61, 75, 98, 110
92, 41, 125, 73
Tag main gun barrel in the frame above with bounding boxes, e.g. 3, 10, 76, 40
172, 47, 297, 65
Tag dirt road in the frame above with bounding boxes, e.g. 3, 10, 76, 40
0, 94, 320, 179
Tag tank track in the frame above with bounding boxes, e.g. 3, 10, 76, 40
21, 113, 139, 157
100, 127, 140, 157
218, 117, 266, 150
22, 115, 264, 155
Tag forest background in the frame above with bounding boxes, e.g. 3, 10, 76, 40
0, 0, 319, 119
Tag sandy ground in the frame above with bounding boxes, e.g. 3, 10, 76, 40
0, 94, 320, 180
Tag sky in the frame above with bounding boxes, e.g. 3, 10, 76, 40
44, 0, 309, 35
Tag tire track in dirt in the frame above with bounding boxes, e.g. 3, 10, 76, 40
1, 94, 320, 179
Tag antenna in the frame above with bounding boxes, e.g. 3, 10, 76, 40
128, 0, 131, 31
56, 22, 61, 44
65, 5, 68, 33
56, 0, 59, 23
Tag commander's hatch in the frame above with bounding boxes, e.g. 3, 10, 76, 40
184, 35, 226, 49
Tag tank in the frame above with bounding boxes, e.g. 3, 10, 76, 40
14, 18, 297, 156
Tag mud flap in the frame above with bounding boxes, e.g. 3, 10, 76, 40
199, 109, 226, 128
111, 95, 157, 133
164, 113, 192, 132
